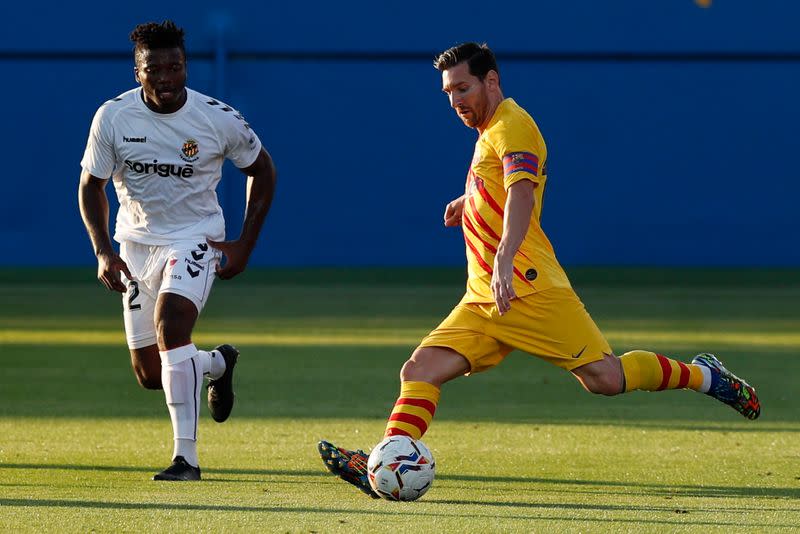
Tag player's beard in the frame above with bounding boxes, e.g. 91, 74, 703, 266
460, 87, 488, 129
459, 110, 477, 127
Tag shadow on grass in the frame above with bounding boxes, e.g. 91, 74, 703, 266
423, 497, 800, 521
3, 462, 798, 502
0, 497, 796, 528
0, 463, 322, 478
439, 473, 800, 500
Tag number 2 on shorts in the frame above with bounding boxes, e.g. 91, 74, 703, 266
127, 280, 142, 311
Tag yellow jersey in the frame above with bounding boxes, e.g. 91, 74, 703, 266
461, 98, 571, 304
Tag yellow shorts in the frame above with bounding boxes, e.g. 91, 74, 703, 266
418, 287, 611, 373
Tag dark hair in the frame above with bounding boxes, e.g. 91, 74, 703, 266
433, 42, 498, 80
130, 20, 186, 60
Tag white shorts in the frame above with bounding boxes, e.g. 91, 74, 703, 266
120, 240, 221, 349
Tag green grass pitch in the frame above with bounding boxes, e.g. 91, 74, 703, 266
1, 267, 798, 532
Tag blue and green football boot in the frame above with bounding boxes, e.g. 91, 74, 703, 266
692, 353, 761, 420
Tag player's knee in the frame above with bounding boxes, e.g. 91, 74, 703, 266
400, 348, 439, 382
155, 318, 172, 347
584, 375, 623, 396
400, 347, 468, 386
155, 295, 197, 348
155, 317, 190, 349
399, 357, 423, 382
134, 368, 162, 390
130, 346, 161, 389
573, 354, 624, 396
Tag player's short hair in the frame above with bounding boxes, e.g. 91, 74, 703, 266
130, 20, 186, 61
433, 42, 498, 80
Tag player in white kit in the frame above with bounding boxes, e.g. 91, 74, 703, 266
78, 20, 276, 481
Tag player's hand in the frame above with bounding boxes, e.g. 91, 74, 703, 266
443, 195, 465, 227
208, 239, 251, 280
491, 256, 517, 315
96, 250, 132, 293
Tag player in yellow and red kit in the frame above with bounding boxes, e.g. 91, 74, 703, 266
318, 42, 760, 498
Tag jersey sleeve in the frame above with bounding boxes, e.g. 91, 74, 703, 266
488, 118, 545, 191
221, 109, 263, 169
80, 103, 116, 178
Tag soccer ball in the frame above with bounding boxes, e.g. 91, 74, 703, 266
367, 435, 435, 501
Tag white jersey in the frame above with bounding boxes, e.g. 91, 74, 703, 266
81, 87, 262, 245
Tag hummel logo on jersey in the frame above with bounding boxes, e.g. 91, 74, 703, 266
123, 136, 147, 143
124, 159, 194, 178
185, 258, 205, 270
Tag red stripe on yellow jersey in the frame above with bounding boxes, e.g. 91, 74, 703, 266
465, 193, 533, 264
462, 213, 532, 286
461, 98, 571, 304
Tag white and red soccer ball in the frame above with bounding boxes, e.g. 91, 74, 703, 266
367, 436, 435, 501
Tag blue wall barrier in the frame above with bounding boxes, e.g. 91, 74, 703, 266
3, 1, 798, 266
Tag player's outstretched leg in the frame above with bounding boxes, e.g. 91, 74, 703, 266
692, 353, 761, 420
207, 344, 239, 423
618, 349, 761, 419
318, 440, 379, 498
153, 456, 202, 481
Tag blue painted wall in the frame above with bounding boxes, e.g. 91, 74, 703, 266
3, 0, 798, 266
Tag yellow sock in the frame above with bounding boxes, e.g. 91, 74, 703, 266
619, 350, 704, 392
384, 381, 440, 440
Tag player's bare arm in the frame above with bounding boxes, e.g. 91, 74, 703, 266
443, 195, 465, 227
492, 179, 535, 314
78, 170, 132, 292
209, 148, 277, 280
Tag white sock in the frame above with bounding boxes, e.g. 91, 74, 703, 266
160, 345, 202, 468
197, 349, 227, 380
698, 365, 712, 393
174, 438, 199, 468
